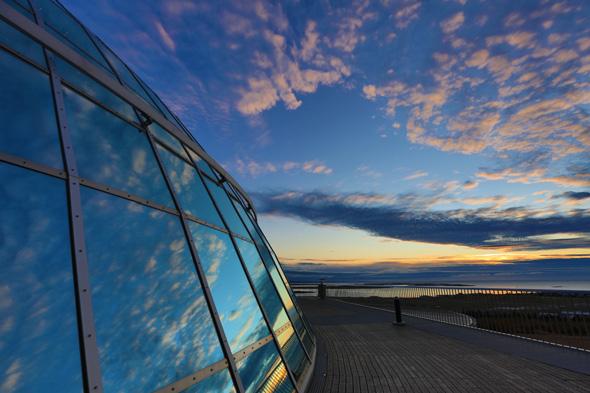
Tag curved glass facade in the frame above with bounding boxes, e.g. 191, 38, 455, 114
0, 1, 315, 392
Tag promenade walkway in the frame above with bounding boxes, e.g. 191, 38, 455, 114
300, 298, 590, 393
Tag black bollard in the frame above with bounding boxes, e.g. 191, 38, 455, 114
318, 281, 326, 299
393, 297, 404, 326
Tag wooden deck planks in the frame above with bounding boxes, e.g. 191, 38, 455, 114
301, 299, 590, 393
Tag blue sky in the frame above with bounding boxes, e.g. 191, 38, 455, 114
64, 0, 590, 281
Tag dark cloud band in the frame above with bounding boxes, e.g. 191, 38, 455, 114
254, 191, 590, 250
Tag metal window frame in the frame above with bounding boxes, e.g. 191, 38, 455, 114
0, 0, 255, 212
144, 128, 247, 393
227, 190, 314, 342
196, 173, 302, 392
223, 185, 314, 371
249, 217, 316, 340
45, 46, 104, 393
0, 2, 316, 392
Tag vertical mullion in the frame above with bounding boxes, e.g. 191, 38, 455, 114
82, 25, 120, 83
198, 176, 301, 392
144, 128, 246, 393
46, 50, 104, 393
223, 184, 313, 364
27, 1, 104, 391
238, 198, 315, 341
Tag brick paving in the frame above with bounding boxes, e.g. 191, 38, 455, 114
301, 298, 590, 393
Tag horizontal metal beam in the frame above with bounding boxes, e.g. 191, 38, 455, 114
150, 320, 295, 393
0, 1, 255, 213
151, 359, 229, 393
232, 334, 275, 364
0, 151, 66, 179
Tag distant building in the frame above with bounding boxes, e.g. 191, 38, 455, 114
0, 1, 315, 392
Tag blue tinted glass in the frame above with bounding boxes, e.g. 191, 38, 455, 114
136, 77, 185, 130
204, 179, 249, 238
234, 238, 289, 332
0, 49, 62, 169
0, 19, 45, 66
54, 55, 136, 122
5, 0, 34, 20
35, 0, 112, 73
0, 163, 82, 393
149, 123, 190, 161
279, 326, 309, 382
63, 88, 174, 207
81, 188, 223, 393
7, 0, 32, 12
237, 343, 295, 393
185, 369, 235, 393
189, 223, 270, 352
186, 148, 217, 179
93, 38, 157, 107
156, 145, 224, 227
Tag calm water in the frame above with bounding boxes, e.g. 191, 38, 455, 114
464, 281, 590, 291
295, 281, 590, 291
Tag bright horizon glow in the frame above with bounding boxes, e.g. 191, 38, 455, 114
260, 215, 589, 267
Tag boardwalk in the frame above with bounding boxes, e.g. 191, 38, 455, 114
301, 298, 590, 393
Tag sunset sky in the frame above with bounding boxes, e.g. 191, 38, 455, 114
64, 0, 590, 282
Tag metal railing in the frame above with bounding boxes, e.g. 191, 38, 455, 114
292, 284, 590, 351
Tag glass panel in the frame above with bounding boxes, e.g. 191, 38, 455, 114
280, 326, 309, 382
189, 223, 269, 352
156, 144, 224, 227
136, 76, 185, 130
234, 238, 289, 332
186, 147, 217, 179
34, 0, 112, 74
184, 369, 235, 393
237, 342, 295, 393
149, 122, 190, 161
0, 163, 82, 393
54, 54, 136, 122
93, 38, 158, 107
300, 327, 314, 359
231, 199, 299, 315
204, 178, 250, 238
0, 19, 46, 66
81, 187, 223, 393
5, 0, 35, 20
7, 0, 32, 12
0, 49, 62, 169
63, 87, 174, 208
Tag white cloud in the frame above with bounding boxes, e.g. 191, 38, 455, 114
440, 12, 464, 34
404, 170, 428, 180
154, 21, 176, 51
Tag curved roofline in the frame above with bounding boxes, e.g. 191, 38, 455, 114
0, 1, 256, 213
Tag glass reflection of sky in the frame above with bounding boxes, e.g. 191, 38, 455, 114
92, 38, 155, 105
0, 49, 62, 169
186, 148, 217, 180
237, 342, 295, 393
0, 163, 82, 393
184, 369, 236, 393
234, 238, 289, 332
189, 223, 270, 352
231, 198, 313, 345
81, 187, 223, 393
204, 179, 250, 239
0, 19, 46, 66
157, 144, 225, 228
282, 328, 308, 382
63, 88, 174, 208
54, 55, 136, 122
149, 122, 190, 161
35, 0, 111, 73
